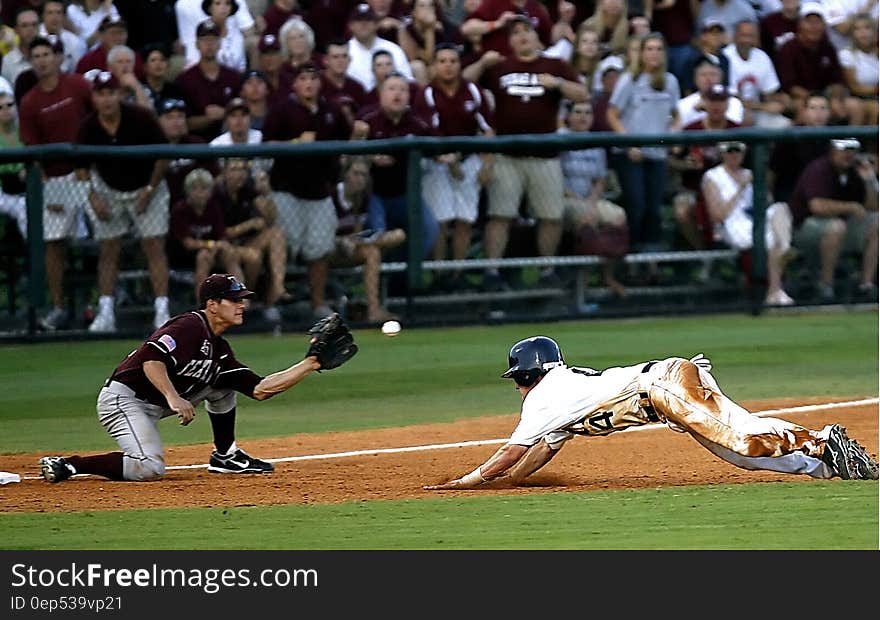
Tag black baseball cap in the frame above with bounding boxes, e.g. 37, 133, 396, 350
198, 274, 256, 305
91, 71, 120, 91
157, 98, 187, 115
99, 15, 127, 31
196, 19, 221, 38
225, 97, 249, 114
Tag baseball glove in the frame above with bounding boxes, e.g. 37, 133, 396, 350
306, 313, 358, 370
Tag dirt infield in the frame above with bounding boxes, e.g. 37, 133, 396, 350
1, 397, 876, 513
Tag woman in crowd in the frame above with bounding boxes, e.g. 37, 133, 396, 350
839, 13, 879, 126
583, 0, 630, 57
279, 16, 321, 77
140, 44, 183, 112
569, 24, 604, 95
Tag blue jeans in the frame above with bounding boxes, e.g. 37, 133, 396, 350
368, 194, 438, 261
611, 154, 668, 250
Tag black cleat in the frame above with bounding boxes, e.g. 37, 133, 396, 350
207, 449, 274, 474
39, 456, 76, 483
821, 425, 879, 480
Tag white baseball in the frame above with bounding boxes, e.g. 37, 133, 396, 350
381, 320, 401, 337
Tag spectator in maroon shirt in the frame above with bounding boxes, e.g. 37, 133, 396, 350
590, 53, 624, 133
303, 0, 356, 54
262, 0, 303, 38
759, 0, 799, 63
278, 15, 324, 80
320, 38, 368, 126
790, 139, 878, 302
466, 15, 587, 291
421, 42, 494, 275
76, 71, 172, 333
353, 72, 439, 265
460, 0, 554, 57
74, 15, 145, 82
174, 19, 243, 140
359, 49, 428, 120
262, 61, 352, 319
157, 97, 220, 206
239, 69, 270, 130
775, 3, 864, 126
255, 33, 293, 109
170, 168, 246, 297
18, 35, 94, 332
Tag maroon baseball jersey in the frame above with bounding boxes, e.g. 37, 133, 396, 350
75, 45, 145, 81
76, 101, 168, 191
423, 78, 493, 137
483, 55, 577, 156
174, 64, 243, 140
321, 73, 368, 118
359, 106, 436, 197
109, 310, 263, 407
466, 0, 553, 56
261, 94, 351, 199
775, 36, 844, 94
789, 155, 866, 227
18, 73, 93, 178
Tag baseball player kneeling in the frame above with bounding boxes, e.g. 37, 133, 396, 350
425, 336, 878, 489
39, 274, 357, 483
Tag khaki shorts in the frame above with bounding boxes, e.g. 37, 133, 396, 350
421, 154, 482, 224
793, 212, 878, 254
43, 173, 89, 241
487, 154, 564, 220
272, 192, 337, 261
84, 172, 170, 240
564, 196, 627, 230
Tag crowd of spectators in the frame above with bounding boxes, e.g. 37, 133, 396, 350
0, 0, 877, 332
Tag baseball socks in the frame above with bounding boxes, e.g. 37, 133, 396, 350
66, 452, 124, 480
209, 408, 237, 455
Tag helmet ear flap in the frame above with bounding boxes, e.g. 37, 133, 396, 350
511, 368, 540, 387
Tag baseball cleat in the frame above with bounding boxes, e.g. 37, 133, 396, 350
207, 449, 274, 474
821, 425, 852, 479
844, 434, 879, 481
39, 457, 76, 483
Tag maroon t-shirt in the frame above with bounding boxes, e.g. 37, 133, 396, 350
75, 45, 146, 81
650, 0, 695, 46
174, 63, 244, 140
359, 81, 430, 122
109, 310, 263, 407
76, 102, 168, 191
359, 106, 436, 197
265, 70, 295, 109
262, 4, 303, 37
789, 155, 866, 227
423, 78, 493, 137
305, 0, 356, 53
466, 0, 553, 56
169, 197, 227, 266
775, 36, 844, 94
483, 54, 578, 156
18, 73, 93, 178
261, 94, 352, 199
321, 73, 368, 119
759, 11, 798, 61
213, 179, 263, 243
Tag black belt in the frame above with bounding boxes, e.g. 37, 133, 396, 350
639, 361, 659, 422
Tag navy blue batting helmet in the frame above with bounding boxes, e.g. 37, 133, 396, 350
502, 336, 564, 387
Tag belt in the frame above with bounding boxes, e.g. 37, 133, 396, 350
103, 379, 143, 401
639, 361, 659, 422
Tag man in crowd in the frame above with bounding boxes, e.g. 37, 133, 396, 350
345, 3, 412, 92
460, 0, 554, 58
1, 6, 39, 86
157, 97, 219, 207
38, 0, 85, 74
75, 15, 144, 81
254, 33, 291, 109
321, 37, 368, 126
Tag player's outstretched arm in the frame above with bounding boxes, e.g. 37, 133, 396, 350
506, 440, 561, 484
424, 443, 529, 490
252, 357, 322, 401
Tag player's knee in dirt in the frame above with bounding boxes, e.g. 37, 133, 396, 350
126, 456, 166, 481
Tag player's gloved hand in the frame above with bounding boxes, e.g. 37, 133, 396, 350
689, 353, 712, 372
306, 313, 358, 371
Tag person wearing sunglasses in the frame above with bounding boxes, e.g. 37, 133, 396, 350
702, 140, 796, 307
38, 273, 348, 484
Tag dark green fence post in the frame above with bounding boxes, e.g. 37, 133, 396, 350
750, 141, 768, 316
25, 162, 45, 334
405, 148, 424, 312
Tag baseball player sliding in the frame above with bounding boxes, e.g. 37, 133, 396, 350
425, 336, 879, 490
38, 274, 357, 483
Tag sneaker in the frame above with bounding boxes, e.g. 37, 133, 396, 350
263, 306, 282, 323
39, 456, 76, 483
87, 311, 116, 333
765, 289, 795, 306
153, 308, 170, 331
39, 307, 69, 331
821, 424, 852, 479
207, 449, 274, 474
842, 430, 879, 480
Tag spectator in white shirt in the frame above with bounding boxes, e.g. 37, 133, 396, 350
345, 3, 413, 91
39, 0, 86, 74
176, 0, 256, 70
677, 58, 747, 127
210, 97, 271, 172
839, 12, 879, 124
67, 0, 120, 50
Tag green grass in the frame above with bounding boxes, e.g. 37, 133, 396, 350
1, 311, 877, 550
0, 311, 877, 454
1, 482, 875, 550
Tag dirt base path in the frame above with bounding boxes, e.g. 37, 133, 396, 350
1, 398, 876, 513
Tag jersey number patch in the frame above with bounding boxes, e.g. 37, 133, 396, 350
587, 411, 614, 431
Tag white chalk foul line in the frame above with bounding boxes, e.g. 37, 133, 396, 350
17, 398, 877, 480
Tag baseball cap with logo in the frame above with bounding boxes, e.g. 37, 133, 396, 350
704, 83, 730, 101
225, 97, 249, 115
258, 33, 281, 53
349, 3, 378, 21
196, 19, 221, 38
91, 71, 120, 91
99, 15, 127, 31
198, 274, 256, 306
700, 18, 725, 32
157, 98, 187, 115
597, 54, 625, 75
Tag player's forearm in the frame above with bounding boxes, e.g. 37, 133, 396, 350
508, 441, 559, 483
143, 360, 182, 403
463, 443, 529, 484
252, 357, 322, 401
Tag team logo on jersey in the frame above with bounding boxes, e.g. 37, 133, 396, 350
158, 334, 177, 352
500, 72, 545, 101
200, 339, 211, 357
